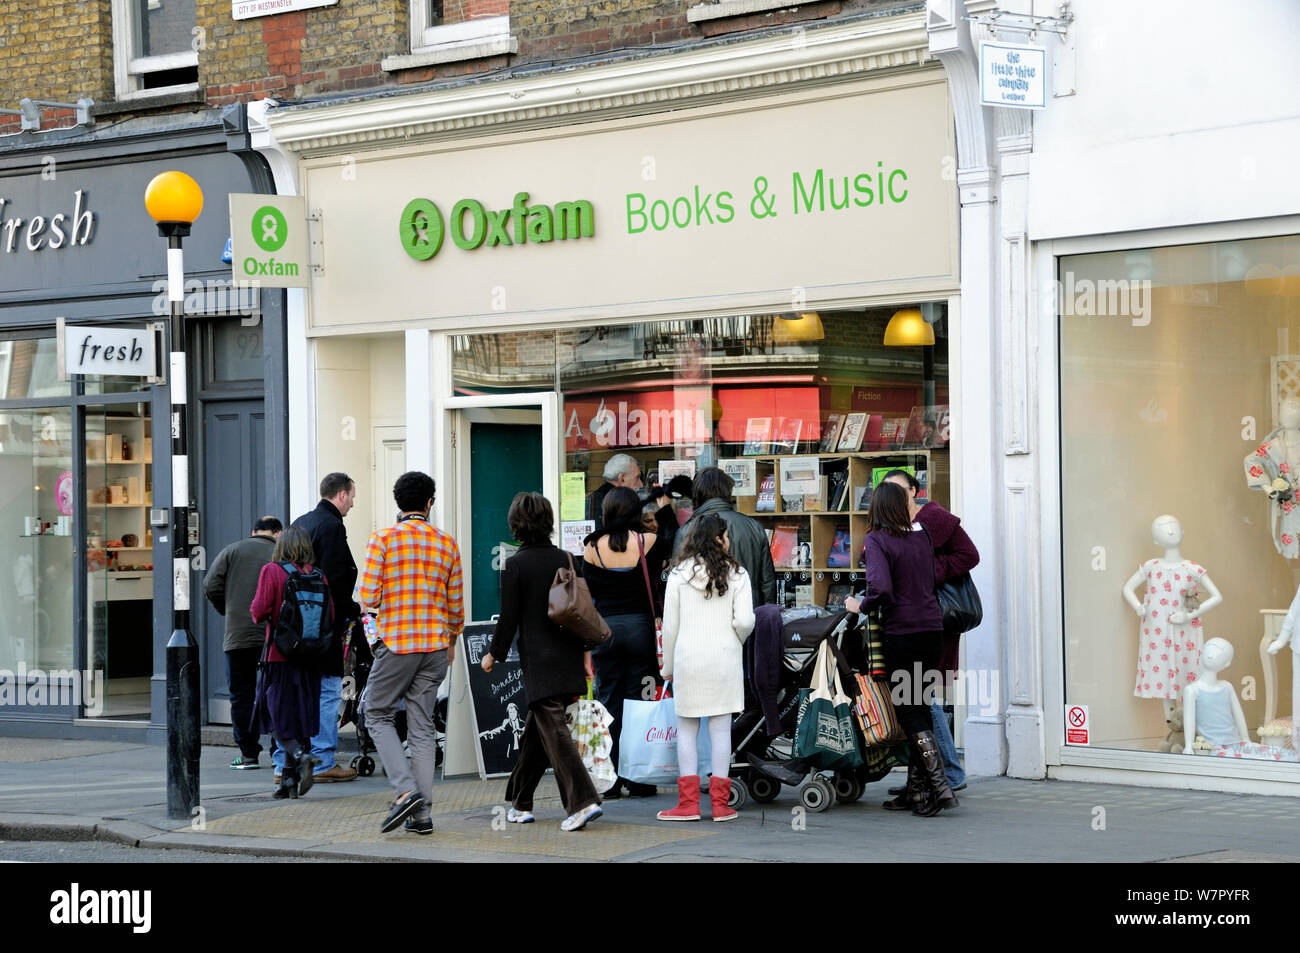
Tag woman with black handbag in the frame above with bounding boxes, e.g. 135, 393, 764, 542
880, 469, 980, 794
481, 492, 604, 832
845, 481, 957, 817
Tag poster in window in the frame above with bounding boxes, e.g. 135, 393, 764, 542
719, 458, 757, 496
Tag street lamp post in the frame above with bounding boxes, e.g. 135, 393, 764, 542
145, 172, 204, 821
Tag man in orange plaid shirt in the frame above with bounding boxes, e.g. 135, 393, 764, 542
358, 470, 464, 835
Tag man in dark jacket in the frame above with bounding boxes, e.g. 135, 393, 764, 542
204, 516, 281, 769
287, 472, 361, 783
586, 453, 642, 534
672, 467, 777, 607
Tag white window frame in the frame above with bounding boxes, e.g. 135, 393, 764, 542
111, 0, 200, 100
383, 6, 515, 71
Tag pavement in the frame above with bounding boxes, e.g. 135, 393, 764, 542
2, 734, 1299, 863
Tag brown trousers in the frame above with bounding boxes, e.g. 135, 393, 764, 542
504, 695, 600, 815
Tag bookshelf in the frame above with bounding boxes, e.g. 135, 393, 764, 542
733, 450, 933, 608
86, 412, 155, 597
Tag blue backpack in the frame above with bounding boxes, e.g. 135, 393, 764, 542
272, 562, 334, 662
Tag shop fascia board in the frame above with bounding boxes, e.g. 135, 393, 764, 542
267, 14, 932, 155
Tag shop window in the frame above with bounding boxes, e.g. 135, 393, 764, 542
0, 337, 69, 400
111, 0, 200, 100
384, 0, 516, 71
0, 409, 74, 672
453, 306, 951, 610
1059, 234, 1300, 765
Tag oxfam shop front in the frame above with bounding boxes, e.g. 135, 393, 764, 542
274, 61, 963, 699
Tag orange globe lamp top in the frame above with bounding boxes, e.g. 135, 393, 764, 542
144, 171, 204, 224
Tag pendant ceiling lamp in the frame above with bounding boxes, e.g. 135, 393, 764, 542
883, 308, 934, 346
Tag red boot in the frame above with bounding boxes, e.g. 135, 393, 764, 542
656, 776, 701, 821
710, 776, 738, 822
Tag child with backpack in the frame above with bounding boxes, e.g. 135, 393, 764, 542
251, 525, 335, 799
656, 513, 755, 822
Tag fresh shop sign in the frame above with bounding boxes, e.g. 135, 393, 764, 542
399, 192, 595, 261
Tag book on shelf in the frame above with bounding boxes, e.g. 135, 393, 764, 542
780, 494, 803, 513
755, 473, 777, 512
827, 525, 852, 568
743, 417, 772, 456
878, 418, 904, 448
793, 583, 814, 608
802, 476, 827, 512
719, 458, 757, 496
825, 583, 853, 611
862, 414, 884, 450
836, 412, 867, 452
778, 455, 821, 496
827, 469, 850, 511
903, 404, 950, 448
856, 485, 872, 511
772, 416, 804, 455
819, 413, 845, 453
770, 522, 801, 568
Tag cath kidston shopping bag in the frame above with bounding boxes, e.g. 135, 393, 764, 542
617, 682, 712, 785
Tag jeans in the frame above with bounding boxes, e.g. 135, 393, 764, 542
225, 647, 263, 760
930, 702, 965, 788
273, 674, 342, 773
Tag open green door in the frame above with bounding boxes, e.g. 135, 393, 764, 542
468, 422, 543, 620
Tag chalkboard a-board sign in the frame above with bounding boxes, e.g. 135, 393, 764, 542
461, 622, 525, 778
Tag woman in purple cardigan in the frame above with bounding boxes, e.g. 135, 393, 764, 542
882, 468, 979, 794
846, 481, 958, 817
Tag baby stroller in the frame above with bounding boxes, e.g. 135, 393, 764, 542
726, 607, 901, 813
340, 619, 448, 776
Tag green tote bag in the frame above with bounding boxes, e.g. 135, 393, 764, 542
794, 640, 864, 771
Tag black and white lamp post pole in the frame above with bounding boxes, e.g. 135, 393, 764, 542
145, 172, 204, 821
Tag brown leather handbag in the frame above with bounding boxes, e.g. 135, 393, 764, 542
548, 553, 612, 645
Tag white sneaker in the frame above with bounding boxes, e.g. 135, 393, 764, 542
560, 803, 603, 832
507, 807, 535, 824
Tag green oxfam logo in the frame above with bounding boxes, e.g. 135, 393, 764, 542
251, 205, 288, 253
399, 192, 595, 261
400, 198, 444, 261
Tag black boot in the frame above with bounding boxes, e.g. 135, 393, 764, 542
882, 737, 925, 811
274, 750, 301, 799
911, 731, 958, 817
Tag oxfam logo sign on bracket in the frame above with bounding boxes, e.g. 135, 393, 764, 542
399, 191, 594, 261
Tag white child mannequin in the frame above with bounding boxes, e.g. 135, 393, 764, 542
1267, 582, 1300, 752
1183, 638, 1249, 754
1121, 515, 1224, 751
1245, 396, 1300, 559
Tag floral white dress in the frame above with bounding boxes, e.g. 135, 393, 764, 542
1244, 429, 1300, 559
1133, 559, 1207, 700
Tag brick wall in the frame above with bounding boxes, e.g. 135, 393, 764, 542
0, 0, 113, 134
0, 0, 913, 132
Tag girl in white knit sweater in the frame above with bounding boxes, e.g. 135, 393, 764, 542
657, 513, 756, 822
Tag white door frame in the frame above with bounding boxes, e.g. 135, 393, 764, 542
435, 392, 560, 623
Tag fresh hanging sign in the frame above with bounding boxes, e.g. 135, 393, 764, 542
61, 324, 158, 378
399, 192, 595, 261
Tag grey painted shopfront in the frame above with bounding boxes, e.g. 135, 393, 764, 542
0, 106, 288, 741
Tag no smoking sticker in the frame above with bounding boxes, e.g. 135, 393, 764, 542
1066, 704, 1089, 745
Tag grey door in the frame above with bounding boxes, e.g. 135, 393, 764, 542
201, 400, 266, 723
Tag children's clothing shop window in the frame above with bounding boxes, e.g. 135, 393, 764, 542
453, 305, 950, 608
1060, 234, 1300, 766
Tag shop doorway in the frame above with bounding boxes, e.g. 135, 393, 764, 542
443, 394, 559, 623
200, 399, 266, 723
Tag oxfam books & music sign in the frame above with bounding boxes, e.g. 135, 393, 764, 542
398, 167, 911, 262
228, 193, 310, 288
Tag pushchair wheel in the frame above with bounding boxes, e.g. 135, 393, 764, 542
357, 756, 376, 777
833, 772, 865, 804
349, 756, 360, 770
727, 776, 750, 810
798, 777, 834, 813
748, 772, 781, 804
